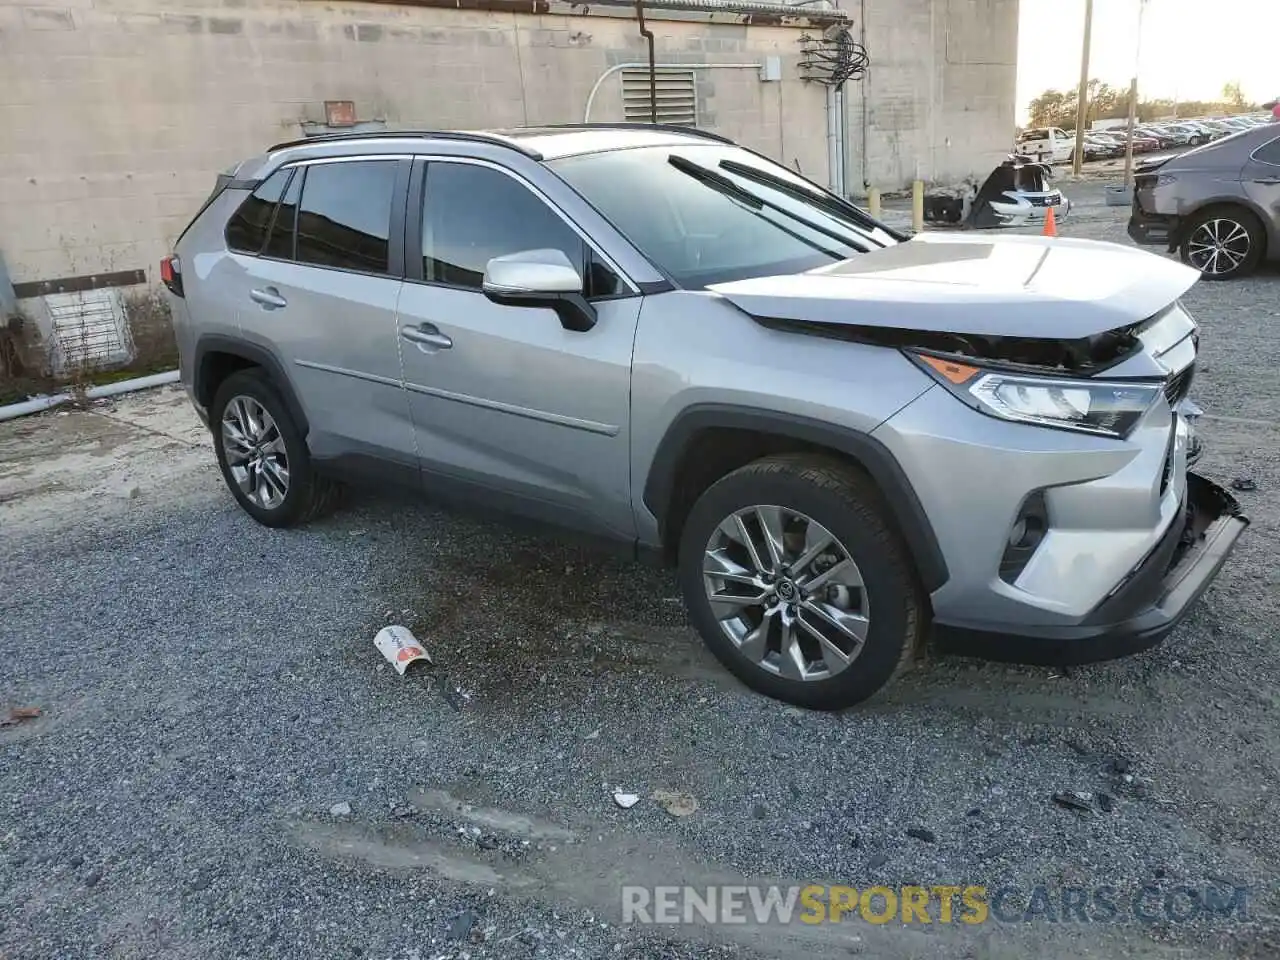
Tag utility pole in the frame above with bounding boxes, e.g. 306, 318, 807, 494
1071, 0, 1094, 177
1122, 0, 1149, 189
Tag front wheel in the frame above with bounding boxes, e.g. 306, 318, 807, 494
1179, 207, 1265, 280
678, 455, 927, 711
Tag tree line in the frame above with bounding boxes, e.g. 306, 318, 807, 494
1026, 81, 1259, 129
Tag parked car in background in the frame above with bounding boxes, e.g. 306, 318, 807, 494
1135, 126, 1179, 150
1015, 127, 1073, 164
1130, 122, 1280, 279
1157, 124, 1206, 146
164, 124, 1247, 709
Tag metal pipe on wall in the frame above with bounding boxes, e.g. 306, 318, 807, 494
634, 0, 658, 123
825, 86, 840, 193
859, 0, 869, 193
834, 84, 847, 196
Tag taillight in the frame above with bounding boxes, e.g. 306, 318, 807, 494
160, 255, 184, 297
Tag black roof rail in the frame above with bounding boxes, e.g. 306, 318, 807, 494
265, 129, 544, 159
515, 122, 737, 145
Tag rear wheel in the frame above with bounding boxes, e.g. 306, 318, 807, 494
211, 369, 341, 527
678, 455, 927, 711
1179, 206, 1265, 280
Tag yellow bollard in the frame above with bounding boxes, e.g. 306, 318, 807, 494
867, 188, 882, 219
911, 180, 924, 233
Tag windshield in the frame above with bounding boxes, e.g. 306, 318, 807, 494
548, 144, 899, 288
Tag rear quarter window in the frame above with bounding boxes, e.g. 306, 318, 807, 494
1253, 136, 1280, 165
225, 169, 291, 254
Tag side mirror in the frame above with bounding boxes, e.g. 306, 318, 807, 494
481, 248, 597, 332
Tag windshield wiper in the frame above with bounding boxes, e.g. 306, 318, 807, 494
717, 159, 904, 243
667, 155, 872, 256
668, 154, 764, 209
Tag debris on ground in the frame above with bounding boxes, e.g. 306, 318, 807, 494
612, 791, 640, 810
1098, 792, 1115, 813
447, 910, 479, 941
1052, 791, 1093, 813
905, 827, 936, 843
866, 853, 890, 869
584, 727, 601, 741
373, 625, 432, 676
0, 706, 42, 728
1231, 477, 1258, 492
652, 789, 698, 818
437, 676, 472, 713
329, 802, 353, 817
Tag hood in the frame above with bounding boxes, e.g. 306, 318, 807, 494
708, 234, 1200, 339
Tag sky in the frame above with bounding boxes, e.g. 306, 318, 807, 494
1016, 0, 1279, 121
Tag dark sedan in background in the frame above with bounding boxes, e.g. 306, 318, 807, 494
1129, 123, 1280, 280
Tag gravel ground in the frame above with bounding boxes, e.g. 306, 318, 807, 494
2, 206, 1279, 960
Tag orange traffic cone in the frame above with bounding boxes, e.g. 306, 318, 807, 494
1043, 205, 1058, 238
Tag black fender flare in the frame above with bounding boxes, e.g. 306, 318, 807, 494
193, 334, 310, 437
642, 404, 949, 593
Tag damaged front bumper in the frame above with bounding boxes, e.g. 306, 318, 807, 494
935, 472, 1249, 665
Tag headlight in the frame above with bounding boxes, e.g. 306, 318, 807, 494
910, 353, 1162, 438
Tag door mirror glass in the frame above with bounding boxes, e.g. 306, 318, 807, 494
482, 248, 584, 296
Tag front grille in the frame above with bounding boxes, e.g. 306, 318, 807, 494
1164, 364, 1194, 405
1028, 196, 1050, 207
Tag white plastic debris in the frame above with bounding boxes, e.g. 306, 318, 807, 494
613, 791, 641, 810
330, 801, 352, 816
374, 625, 433, 675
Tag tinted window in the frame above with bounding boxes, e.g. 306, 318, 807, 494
1254, 136, 1280, 165
296, 161, 397, 274
262, 169, 301, 260
225, 169, 290, 254
423, 163, 589, 291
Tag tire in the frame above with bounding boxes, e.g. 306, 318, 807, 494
678, 454, 928, 711
1178, 205, 1266, 281
211, 369, 341, 527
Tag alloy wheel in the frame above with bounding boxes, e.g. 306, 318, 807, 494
702, 505, 869, 682
221, 395, 289, 510
1186, 218, 1251, 277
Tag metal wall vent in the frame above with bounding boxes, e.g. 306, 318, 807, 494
621, 69, 698, 126
46, 289, 131, 372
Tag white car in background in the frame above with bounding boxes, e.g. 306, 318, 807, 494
1015, 127, 1074, 164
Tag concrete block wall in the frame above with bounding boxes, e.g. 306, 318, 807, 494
0, 0, 829, 286
845, 0, 1019, 194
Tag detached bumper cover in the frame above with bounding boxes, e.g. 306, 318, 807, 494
1127, 206, 1180, 250
935, 473, 1248, 665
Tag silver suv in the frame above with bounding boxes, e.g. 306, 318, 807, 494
165, 125, 1248, 710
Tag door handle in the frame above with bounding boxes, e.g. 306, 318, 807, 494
399, 323, 453, 351
250, 287, 287, 309
1250, 177, 1280, 185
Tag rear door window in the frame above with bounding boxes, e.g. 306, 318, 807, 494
295, 160, 398, 274
225, 169, 291, 254
262, 169, 302, 260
